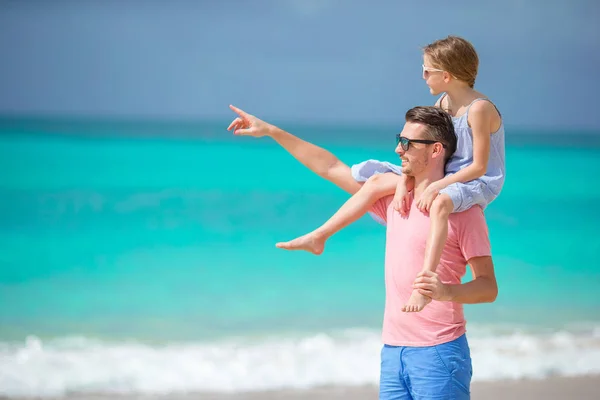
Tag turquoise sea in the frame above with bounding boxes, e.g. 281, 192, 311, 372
1, 118, 599, 397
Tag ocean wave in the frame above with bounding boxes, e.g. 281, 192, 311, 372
1, 325, 600, 398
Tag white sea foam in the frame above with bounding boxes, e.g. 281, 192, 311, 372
1, 325, 600, 398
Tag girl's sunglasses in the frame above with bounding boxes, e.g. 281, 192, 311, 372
422, 64, 445, 76
396, 134, 447, 151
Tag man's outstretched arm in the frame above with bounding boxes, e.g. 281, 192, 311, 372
228, 105, 362, 195
269, 125, 362, 195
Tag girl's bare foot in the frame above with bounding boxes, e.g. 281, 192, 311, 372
402, 290, 432, 312
275, 232, 326, 255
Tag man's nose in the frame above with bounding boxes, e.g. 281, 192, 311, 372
395, 144, 404, 155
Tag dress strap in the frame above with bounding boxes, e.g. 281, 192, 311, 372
466, 98, 502, 118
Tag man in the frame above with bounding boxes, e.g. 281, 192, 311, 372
227, 104, 498, 399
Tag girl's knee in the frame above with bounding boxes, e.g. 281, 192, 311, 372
432, 194, 454, 217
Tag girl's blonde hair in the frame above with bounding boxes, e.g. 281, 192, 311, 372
424, 36, 479, 88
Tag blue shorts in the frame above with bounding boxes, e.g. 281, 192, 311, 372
379, 334, 472, 400
439, 180, 495, 213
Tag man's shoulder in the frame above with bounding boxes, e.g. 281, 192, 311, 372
370, 195, 395, 225
453, 205, 484, 217
375, 195, 395, 213
448, 205, 488, 235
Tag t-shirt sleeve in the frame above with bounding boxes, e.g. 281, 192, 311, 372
369, 195, 393, 225
457, 206, 492, 261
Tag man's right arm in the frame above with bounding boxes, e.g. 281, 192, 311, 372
268, 125, 362, 195
227, 105, 362, 195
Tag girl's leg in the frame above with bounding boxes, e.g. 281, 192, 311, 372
276, 173, 400, 254
403, 193, 454, 312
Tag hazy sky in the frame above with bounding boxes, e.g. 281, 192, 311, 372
1, 0, 599, 129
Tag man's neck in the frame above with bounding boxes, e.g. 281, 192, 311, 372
412, 169, 445, 198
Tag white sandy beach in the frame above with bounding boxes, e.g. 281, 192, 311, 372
184, 375, 600, 399
3, 375, 599, 400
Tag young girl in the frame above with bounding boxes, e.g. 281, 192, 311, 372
276, 36, 505, 313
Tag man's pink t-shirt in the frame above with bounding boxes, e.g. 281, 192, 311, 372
371, 195, 491, 347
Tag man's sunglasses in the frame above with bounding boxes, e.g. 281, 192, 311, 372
396, 134, 447, 151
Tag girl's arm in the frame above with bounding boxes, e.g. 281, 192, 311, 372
436, 101, 498, 187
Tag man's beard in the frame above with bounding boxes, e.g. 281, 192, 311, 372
402, 157, 427, 177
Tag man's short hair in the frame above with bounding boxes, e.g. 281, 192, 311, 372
405, 106, 457, 162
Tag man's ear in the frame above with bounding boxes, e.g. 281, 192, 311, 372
432, 142, 445, 159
